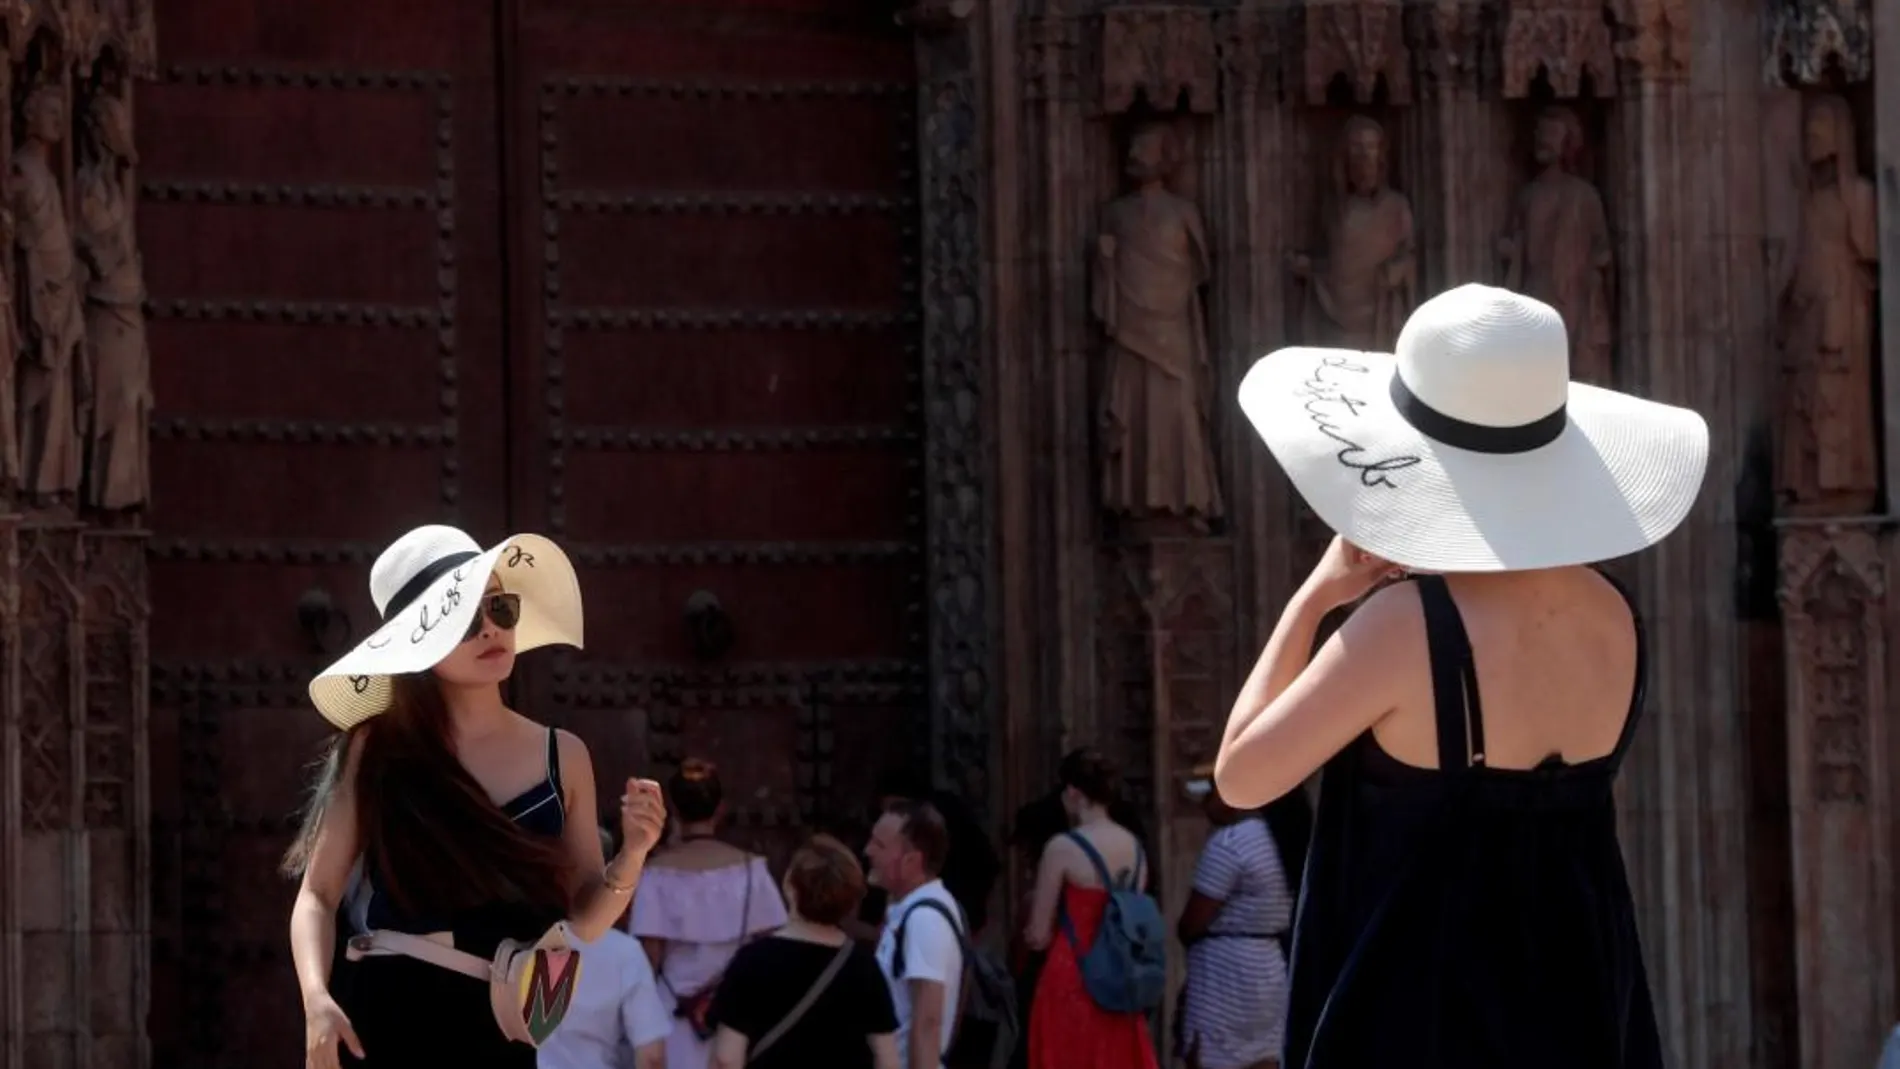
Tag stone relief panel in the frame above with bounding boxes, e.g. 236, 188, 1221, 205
1093, 118, 1224, 536
13, 78, 85, 505
76, 63, 148, 514
1776, 525, 1895, 1069
0, 9, 151, 520
1775, 93, 1879, 519
1499, 105, 1614, 386
1287, 114, 1416, 350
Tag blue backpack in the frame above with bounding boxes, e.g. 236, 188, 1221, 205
1058, 831, 1166, 1015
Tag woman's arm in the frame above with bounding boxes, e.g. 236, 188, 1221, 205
555, 730, 664, 942
868, 1031, 900, 1069
1176, 890, 1224, 946
1216, 573, 1416, 809
1021, 837, 1070, 951
708, 1024, 748, 1069
289, 735, 367, 1066
290, 735, 362, 1004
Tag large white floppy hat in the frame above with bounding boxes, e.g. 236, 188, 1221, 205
1238, 283, 1709, 572
308, 525, 584, 729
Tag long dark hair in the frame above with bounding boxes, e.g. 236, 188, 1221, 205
281, 672, 572, 916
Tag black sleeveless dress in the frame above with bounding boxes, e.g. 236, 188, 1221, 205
336, 728, 568, 1068
1283, 575, 1663, 1069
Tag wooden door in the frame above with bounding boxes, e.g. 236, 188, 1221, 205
142, 0, 922, 1064
503, 1, 925, 868
141, 3, 510, 1066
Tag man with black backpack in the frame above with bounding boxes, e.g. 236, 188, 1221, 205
868, 800, 1020, 1069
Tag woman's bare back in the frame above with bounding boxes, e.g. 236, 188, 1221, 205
1049, 820, 1145, 890
1369, 566, 1638, 772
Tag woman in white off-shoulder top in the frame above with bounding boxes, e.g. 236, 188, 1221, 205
630, 759, 788, 1069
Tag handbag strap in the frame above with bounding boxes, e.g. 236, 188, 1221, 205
346, 929, 492, 982
748, 942, 853, 1062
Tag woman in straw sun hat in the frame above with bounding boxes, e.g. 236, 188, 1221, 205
281, 525, 669, 1069
1217, 284, 1704, 1068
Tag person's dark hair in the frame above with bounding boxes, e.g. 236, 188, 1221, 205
281, 672, 572, 916
786, 834, 868, 926
669, 757, 724, 824
1058, 746, 1119, 805
886, 799, 950, 876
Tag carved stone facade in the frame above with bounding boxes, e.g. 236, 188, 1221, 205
993, 0, 1891, 1067
2, 0, 1893, 1066
0, 0, 154, 1066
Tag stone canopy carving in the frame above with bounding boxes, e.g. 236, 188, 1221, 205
1303, 0, 1411, 105
1764, 0, 1873, 85
1501, 0, 1616, 98
1093, 120, 1223, 532
1775, 93, 1879, 518
1099, 6, 1217, 116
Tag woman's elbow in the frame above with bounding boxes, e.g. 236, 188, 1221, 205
1213, 749, 1283, 810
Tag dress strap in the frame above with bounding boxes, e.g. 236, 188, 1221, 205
1592, 568, 1649, 766
1413, 576, 1486, 771
543, 727, 560, 790
1063, 830, 1118, 888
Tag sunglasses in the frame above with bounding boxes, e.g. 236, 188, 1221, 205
463, 592, 522, 641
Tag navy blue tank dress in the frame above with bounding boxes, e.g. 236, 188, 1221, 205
1283, 575, 1663, 1069
335, 728, 568, 1068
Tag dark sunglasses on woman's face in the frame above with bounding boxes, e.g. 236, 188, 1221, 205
464, 592, 523, 641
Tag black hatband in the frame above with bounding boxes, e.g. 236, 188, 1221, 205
1388, 373, 1566, 454
382, 551, 480, 620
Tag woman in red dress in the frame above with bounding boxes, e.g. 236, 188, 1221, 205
1022, 749, 1159, 1069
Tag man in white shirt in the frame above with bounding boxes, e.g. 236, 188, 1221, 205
539, 832, 672, 1069
867, 799, 964, 1069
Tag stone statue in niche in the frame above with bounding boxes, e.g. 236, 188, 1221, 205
1092, 120, 1225, 533
1288, 115, 1416, 350
12, 82, 87, 504
1776, 93, 1879, 517
1498, 106, 1615, 386
77, 76, 148, 512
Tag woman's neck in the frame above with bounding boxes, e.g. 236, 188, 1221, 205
680, 820, 719, 840
1074, 802, 1112, 827
780, 916, 846, 946
442, 681, 510, 740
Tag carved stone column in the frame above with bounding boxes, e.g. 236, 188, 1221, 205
1405, 0, 1496, 290
1776, 524, 1894, 1069
4, 523, 149, 1069
1601, 2, 1754, 1067
913, 2, 1001, 828
1096, 537, 1237, 1039
1763, 6, 1889, 1066
1875, 1, 1900, 519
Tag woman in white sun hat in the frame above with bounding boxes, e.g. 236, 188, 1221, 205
280, 525, 669, 1069
1217, 284, 1704, 1069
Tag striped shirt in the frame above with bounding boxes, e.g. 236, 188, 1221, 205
1182, 818, 1294, 1069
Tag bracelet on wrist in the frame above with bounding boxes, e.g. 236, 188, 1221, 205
602, 863, 636, 896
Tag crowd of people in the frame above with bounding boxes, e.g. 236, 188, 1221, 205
288, 284, 1706, 1068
